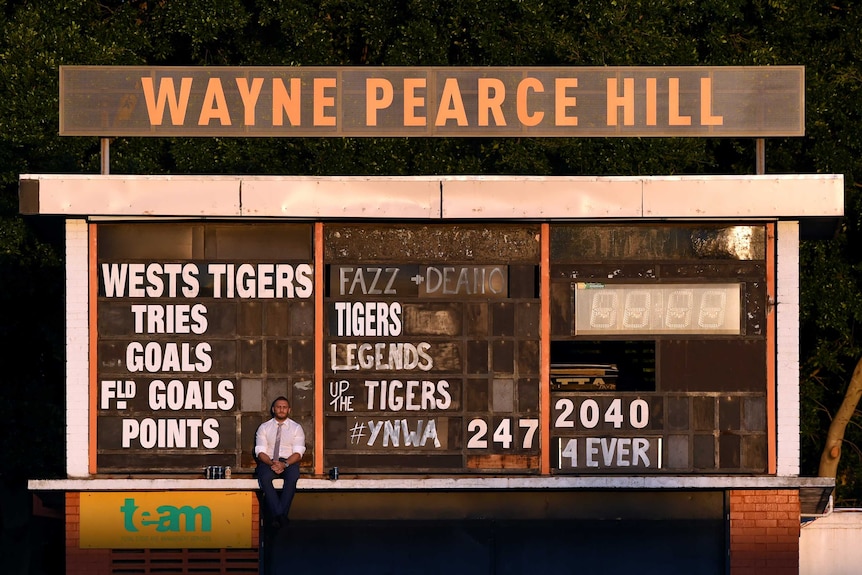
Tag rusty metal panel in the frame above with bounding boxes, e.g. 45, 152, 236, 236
324, 224, 541, 473
551, 224, 767, 262
659, 340, 766, 392
95, 222, 315, 474
549, 222, 768, 474
326, 223, 541, 262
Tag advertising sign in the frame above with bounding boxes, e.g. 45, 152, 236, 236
79, 492, 252, 548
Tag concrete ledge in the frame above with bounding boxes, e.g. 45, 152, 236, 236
29, 475, 835, 492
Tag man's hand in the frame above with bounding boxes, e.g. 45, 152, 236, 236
270, 459, 286, 473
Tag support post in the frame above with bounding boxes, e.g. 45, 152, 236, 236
756, 139, 765, 175
100, 138, 110, 175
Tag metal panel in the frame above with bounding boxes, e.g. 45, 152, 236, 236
643, 175, 844, 218
19, 174, 844, 219
441, 177, 643, 218
19, 175, 241, 216
241, 177, 440, 218
59, 66, 804, 137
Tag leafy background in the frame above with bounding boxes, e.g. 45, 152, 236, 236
1, 2, 861, 570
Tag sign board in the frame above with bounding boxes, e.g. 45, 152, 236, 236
80, 491, 252, 548
93, 220, 769, 476
323, 224, 541, 473
96, 223, 315, 472
60, 66, 804, 137
549, 224, 768, 473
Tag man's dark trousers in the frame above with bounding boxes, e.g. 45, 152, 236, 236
257, 462, 300, 520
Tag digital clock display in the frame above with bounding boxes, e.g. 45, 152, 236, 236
574, 283, 741, 335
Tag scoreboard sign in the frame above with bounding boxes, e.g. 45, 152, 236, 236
549, 224, 768, 474
323, 224, 541, 473
93, 221, 768, 475
96, 223, 316, 472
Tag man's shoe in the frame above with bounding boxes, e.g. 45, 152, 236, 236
270, 518, 281, 529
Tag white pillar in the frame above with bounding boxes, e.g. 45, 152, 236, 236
66, 219, 90, 478
776, 221, 800, 476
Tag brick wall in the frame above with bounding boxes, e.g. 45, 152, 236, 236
729, 489, 800, 575
66, 492, 111, 575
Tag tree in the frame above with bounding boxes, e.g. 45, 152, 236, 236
1, 0, 861, 501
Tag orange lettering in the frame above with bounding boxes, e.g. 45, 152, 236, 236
434, 78, 468, 127
366, 78, 393, 127
198, 78, 231, 126
478, 78, 506, 127
140, 77, 192, 126
272, 78, 301, 126
607, 78, 635, 126
700, 77, 723, 126
314, 78, 337, 127
645, 78, 657, 126
236, 78, 263, 126
555, 78, 578, 127
668, 78, 691, 126
403, 78, 426, 127
517, 78, 544, 127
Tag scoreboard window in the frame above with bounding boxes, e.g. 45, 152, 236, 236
549, 224, 768, 474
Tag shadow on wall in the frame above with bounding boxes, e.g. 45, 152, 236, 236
262, 518, 725, 575
1, 480, 64, 575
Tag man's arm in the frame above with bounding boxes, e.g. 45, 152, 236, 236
279, 421, 306, 467
254, 422, 278, 465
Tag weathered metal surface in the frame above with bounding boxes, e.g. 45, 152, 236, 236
95, 222, 315, 473
551, 224, 767, 262
324, 224, 541, 473
326, 224, 541, 262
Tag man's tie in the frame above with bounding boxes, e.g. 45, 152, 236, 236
272, 422, 283, 463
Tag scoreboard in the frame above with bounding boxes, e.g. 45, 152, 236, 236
95, 221, 768, 475
323, 224, 541, 472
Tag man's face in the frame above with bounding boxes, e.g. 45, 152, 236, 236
273, 400, 290, 421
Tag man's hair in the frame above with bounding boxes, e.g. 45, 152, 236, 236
270, 396, 290, 415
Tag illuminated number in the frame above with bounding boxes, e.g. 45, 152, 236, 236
590, 291, 619, 329
665, 289, 693, 328
630, 399, 649, 429
554, 398, 575, 428
560, 438, 578, 467
493, 419, 513, 449
698, 289, 727, 328
622, 290, 651, 329
580, 399, 600, 429
520, 418, 539, 449
467, 418, 488, 448
604, 398, 624, 428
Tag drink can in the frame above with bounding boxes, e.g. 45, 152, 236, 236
225, 466, 231, 479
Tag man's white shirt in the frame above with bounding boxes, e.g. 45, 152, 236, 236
255, 417, 306, 460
